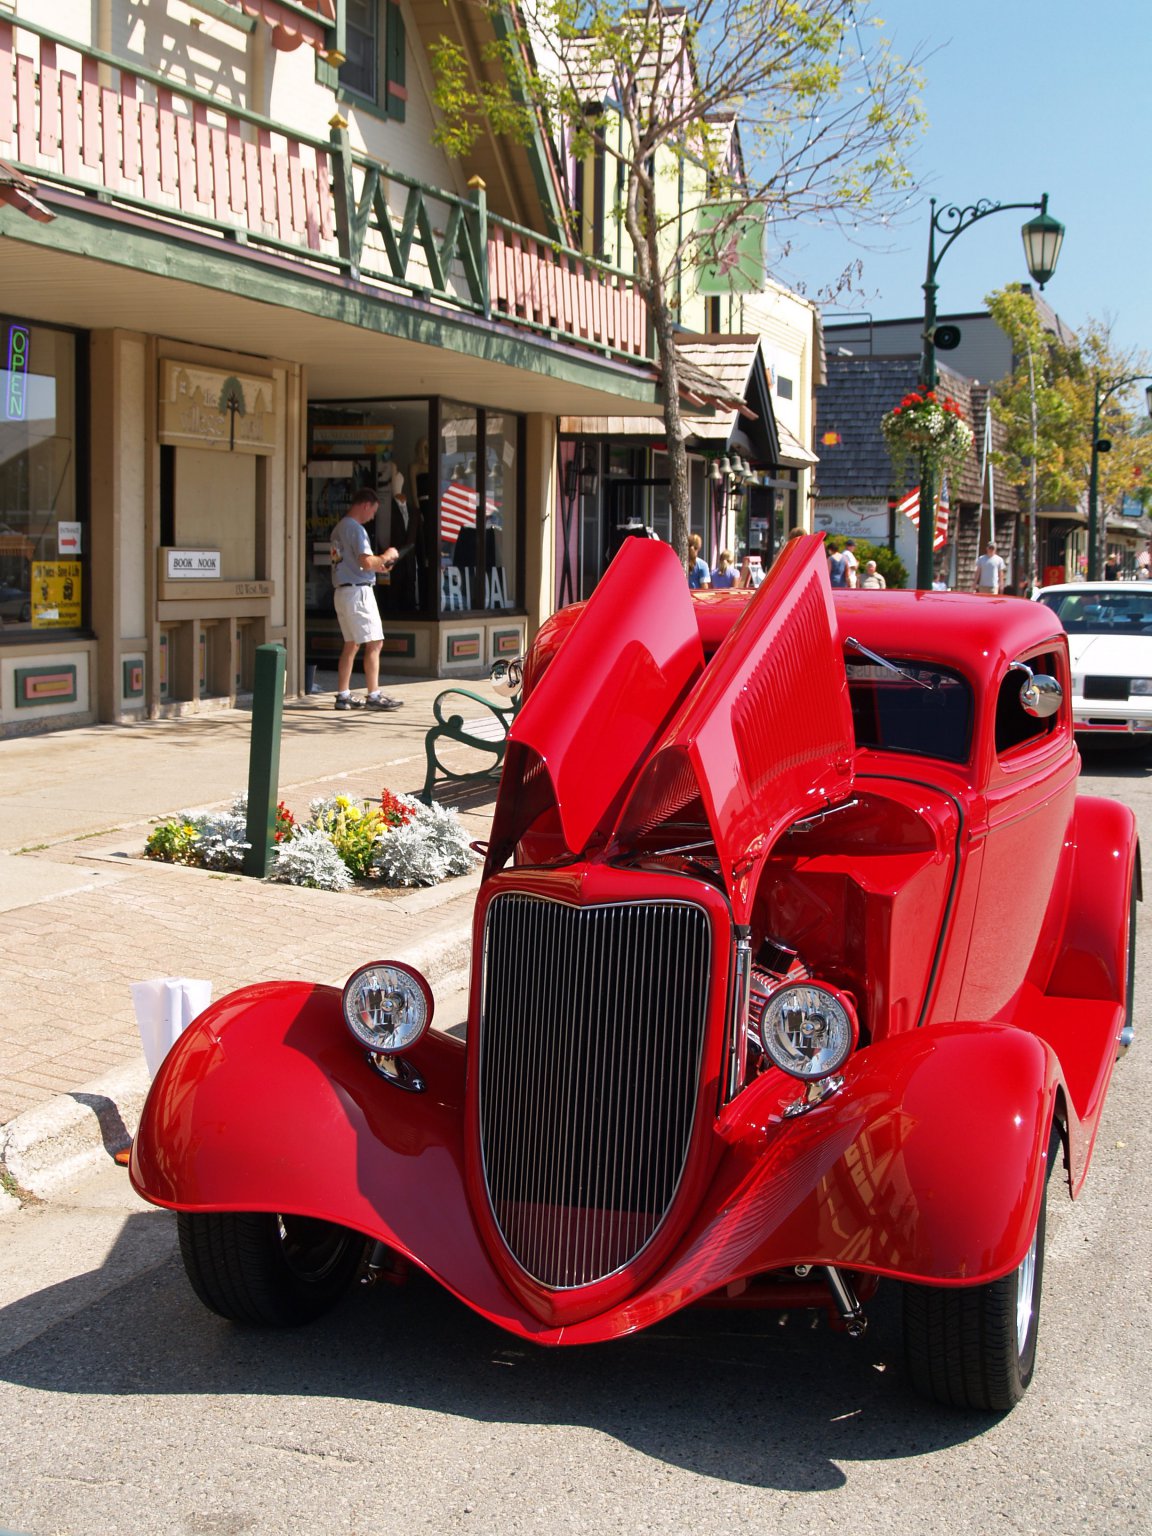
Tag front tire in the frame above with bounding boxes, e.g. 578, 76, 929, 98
902, 1135, 1055, 1411
177, 1211, 367, 1327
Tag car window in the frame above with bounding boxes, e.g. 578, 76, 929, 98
1040, 590, 1152, 633
847, 662, 972, 763
995, 651, 1062, 757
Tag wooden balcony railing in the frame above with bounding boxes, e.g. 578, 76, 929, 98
0, 16, 652, 363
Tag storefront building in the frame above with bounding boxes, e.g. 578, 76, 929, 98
0, 1, 674, 736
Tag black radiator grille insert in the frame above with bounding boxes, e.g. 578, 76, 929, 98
1084, 676, 1130, 701
479, 893, 712, 1289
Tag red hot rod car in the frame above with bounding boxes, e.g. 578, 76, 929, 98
131, 535, 1138, 1411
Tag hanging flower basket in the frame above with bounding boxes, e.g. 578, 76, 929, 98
881, 390, 974, 489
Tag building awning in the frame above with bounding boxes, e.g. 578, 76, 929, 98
562, 337, 785, 468
236, 0, 334, 53
777, 419, 818, 468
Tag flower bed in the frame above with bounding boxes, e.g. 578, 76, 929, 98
144, 790, 475, 892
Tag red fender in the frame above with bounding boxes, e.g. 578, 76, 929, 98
1018, 792, 1138, 1190
592, 1022, 1062, 1340
130, 982, 545, 1334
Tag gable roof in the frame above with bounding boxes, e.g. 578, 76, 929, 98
815, 356, 1018, 509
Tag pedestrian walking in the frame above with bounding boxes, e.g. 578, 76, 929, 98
860, 560, 886, 590
329, 488, 403, 711
687, 533, 711, 590
973, 541, 1006, 595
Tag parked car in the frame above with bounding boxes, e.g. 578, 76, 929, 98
131, 536, 1139, 1412
1034, 580, 1152, 744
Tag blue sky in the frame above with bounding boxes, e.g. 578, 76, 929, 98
778, 0, 1152, 362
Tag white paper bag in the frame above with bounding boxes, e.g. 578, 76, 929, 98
130, 976, 213, 1078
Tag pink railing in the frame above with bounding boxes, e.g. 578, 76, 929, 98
488, 222, 649, 357
0, 19, 336, 252
0, 17, 652, 362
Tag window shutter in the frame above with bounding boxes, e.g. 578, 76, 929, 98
385, 1, 407, 122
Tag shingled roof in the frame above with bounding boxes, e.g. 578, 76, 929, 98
816, 355, 1018, 511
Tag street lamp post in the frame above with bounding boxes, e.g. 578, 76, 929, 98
916, 193, 1065, 590
1087, 376, 1152, 580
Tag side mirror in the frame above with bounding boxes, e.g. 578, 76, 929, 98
490, 657, 523, 696
1011, 660, 1063, 719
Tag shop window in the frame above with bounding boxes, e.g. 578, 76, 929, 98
322, 0, 407, 123
439, 403, 521, 615
306, 399, 433, 629
0, 320, 83, 639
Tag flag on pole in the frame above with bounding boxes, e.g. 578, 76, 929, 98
896, 483, 950, 549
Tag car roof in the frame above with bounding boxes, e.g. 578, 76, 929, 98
692, 588, 1065, 687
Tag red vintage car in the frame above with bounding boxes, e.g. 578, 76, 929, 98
131, 535, 1138, 1411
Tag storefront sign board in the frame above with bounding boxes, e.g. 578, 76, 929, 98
166, 550, 222, 579
159, 362, 277, 454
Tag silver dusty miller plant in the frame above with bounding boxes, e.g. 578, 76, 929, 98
269, 826, 353, 891
372, 795, 476, 888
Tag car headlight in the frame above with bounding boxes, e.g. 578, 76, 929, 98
1130, 678, 1152, 695
342, 963, 433, 1056
756, 982, 858, 1080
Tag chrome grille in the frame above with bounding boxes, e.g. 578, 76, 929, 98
478, 893, 712, 1289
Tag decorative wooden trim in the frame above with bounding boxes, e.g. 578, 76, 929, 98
443, 629, 483, 666
14, 664, 78, 707
380, 630, 416, 659
122, 657, 145, 699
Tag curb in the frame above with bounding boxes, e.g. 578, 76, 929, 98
0, 914, 475, 1215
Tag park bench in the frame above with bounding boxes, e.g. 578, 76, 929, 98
418, 684, 520, 805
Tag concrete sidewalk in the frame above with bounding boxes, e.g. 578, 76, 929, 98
0, 675, 501, 1209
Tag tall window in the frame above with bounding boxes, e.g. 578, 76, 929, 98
439, 404, 521, 614
335, 0, 407, 122
0, 320, 82, 639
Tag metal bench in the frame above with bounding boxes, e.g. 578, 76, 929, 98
418, 683, 520, 805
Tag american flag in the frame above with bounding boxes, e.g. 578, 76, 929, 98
439, 482, 502, 544
896, 482, 950, 550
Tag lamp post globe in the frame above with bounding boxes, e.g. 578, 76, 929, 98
1021, 200, 1065, 291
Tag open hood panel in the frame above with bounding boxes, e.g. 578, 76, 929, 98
491, 538, 705, 863
616, 536, 855, 919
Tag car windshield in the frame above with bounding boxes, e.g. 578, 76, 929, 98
847, 661, 972, 763
1039, 590, 1152, 634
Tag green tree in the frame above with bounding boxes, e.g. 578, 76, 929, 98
986, 286, 1152, 577
431, 0, 925, 568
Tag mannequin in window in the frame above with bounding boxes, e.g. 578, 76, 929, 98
409, 437, 431, 517
382, 471, 423, 612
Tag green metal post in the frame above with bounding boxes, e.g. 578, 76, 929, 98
243, 643, 286, 878
469, 176, 490, 318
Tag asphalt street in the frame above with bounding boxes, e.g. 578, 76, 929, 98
1, 747, 1149, 1536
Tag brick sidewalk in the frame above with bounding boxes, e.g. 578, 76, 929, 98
0, 681, 500, 1124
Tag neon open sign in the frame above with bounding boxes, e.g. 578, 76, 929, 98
6, 325, 30, 421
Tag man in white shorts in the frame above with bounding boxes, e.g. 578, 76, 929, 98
329, 488, 403, 711
973, 540, 1006, 595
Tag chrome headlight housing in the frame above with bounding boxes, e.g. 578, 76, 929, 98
1129, 678, 1152, 695
342, 962, 433, 1056
756, 982, 858, 1080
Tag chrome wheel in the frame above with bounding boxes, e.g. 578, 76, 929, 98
1015, 1225, 1039, 1356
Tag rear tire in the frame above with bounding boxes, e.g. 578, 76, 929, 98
903, 1131, 1056, 1411
177, 1211, 367, 1327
